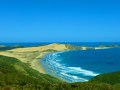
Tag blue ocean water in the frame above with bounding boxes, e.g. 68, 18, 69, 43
1, 42, 120, 82
0, 42, 51, 47
1, 42, 120, 47
40, 43, 120, 82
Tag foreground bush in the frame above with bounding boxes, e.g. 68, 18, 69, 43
0, 55, 120, 90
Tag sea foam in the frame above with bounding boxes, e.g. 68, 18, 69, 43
41, 52, 99, 82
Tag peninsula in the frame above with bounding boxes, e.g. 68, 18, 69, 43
0, 43, 118, 74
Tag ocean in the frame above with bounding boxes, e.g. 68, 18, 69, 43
40, 42, 120, 82
1, 42, 120, 82
1, 42, 120, 47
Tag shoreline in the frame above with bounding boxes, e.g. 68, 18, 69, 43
31, 52, 47, 74
0, 43, 69, 74
0, 43, 118, 75
0, 51, 47, 74
39, 51, 91, 83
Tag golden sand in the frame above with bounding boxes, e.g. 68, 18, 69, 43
0, 43, 113, 73
0, 43, 68, 73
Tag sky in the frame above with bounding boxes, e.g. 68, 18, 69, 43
0, 0, 120, 42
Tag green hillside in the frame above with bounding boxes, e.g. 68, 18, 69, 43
0, 55, 62, 89
0, 55, 120, 90
90, 72, 120, 85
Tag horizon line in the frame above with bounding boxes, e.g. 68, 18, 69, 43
0, 42, 120, 43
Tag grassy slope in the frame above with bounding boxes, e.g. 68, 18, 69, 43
90, 72, 120, 85
1, 55, 120, 90
0, 44, 120, 90
0, 55, 63, 89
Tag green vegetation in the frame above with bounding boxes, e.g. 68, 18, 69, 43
90, 72, 120, 85
98, 45, 119, 48
0, 46, 24, 51
0, 55, 120, 90
0, 55, 62, 89
43, 49, 58, 52
65, 44, 94, 50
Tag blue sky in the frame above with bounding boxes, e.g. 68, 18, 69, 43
0, 0, 120, 42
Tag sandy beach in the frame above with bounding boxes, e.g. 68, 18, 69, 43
0, 43, 68, 73
0, 43, 114, 74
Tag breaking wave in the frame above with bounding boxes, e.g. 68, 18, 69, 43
41, 52, 99, 82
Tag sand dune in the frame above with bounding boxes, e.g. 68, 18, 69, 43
0, 43, 68, 73
0, 43, 115, 74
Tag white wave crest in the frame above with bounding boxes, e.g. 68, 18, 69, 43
42, 52, 100, 82
67, 67, 99, 76
60, 72, 88, 82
